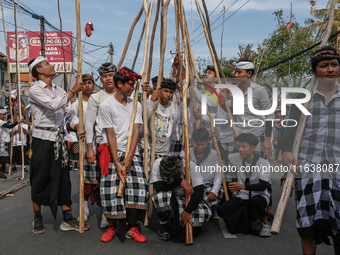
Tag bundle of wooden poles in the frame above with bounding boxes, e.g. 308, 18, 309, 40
109, 0, 240, 244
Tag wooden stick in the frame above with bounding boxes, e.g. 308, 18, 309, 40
117, 4, 144, 69
271, 0, 336, 235
200, 1, 239, 139
0, 0, 14, 176
17, 0, 33, 131
178, 0, 193, 244
147, 0, 161, 81
220, 5, 225, 67
57, 0, 70, 91
201, 0, 225, 80
191, 0, 195, 56
176, 0, 229, 201
195, 0, 237, 137
253, 34, 270, 83
12, 0, 25, 179
174, 0, 183, 91
148, 0, 171, 219
176, 0, 199, 129
74, 0, 85, 233
132, 20, 146, 70
144, 0, 161, 223
141, 1, 154, 227
117, 0, 155, 198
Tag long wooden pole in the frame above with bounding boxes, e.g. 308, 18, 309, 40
142, 0, 155, 227
17, 0, 33, 131
271, 0, 336, 235
74, 0, 85, 233
1, 0, 14, 176
177, 0, 229, 201
117, 0, 155, 198
147, 0, 161, 80
132, 20, 146, 70
220, 5, 225, 67
145, 0, 161, 222
57, 0, 70, 91
176, 0, 199, 129
117, 4, 144, 69
253, 34, 270, 83
12, 0, 25, 179
178, 0, 193, 244
174, 0, 183, 91
201, 0, 225, 79
148, 0, 171, 219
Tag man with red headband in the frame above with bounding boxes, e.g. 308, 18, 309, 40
97, 67, 148, 243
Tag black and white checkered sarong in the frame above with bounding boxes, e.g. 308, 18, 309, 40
152, 190, 212, 227
100, 151, 148, 219
203, 183, 225, 208
84, 157, 100, 184
295, 169, 340, 237
0, 141, 9, 157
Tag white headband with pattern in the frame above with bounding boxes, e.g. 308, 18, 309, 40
29, 56, 47, 74
233, 61, 255, 70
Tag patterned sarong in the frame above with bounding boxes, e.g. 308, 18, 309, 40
152, 190, 212, 227
100, 151, 148, 219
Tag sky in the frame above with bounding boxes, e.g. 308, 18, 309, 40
0, 0, 331, 86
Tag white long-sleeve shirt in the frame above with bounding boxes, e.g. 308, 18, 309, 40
29, 80, 78, 142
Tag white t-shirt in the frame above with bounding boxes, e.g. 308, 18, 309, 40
150, 158, 203, 196
87, 90, 115, 145
0, 120, 11, 142
13, 124, 28, 146
228, 153, 271, 204
98, 95, 143, 154
72, 99, 88, 126
150, 100, 183, 155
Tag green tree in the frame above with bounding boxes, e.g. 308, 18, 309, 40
255, 10, 316, 80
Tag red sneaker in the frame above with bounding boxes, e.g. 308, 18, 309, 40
101, 226, 117, 242
126, 226, 147, 243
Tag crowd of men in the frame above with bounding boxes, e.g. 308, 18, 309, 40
0, 45, 339, 254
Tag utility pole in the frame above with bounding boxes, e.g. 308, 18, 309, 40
109, 42, 114, 64
40, 16, 45, 57
32, 14, 45, 57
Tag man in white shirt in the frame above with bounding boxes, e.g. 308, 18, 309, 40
0, 107, 24, 179
28, 56, 87, 234
11, 117, 30, 172
70, 73, 96, 222
97, 67, 148, 243
189, 128, 223, 213
217, 133, 271, 237
85, 63, 117, 228
147, 79, 183, 158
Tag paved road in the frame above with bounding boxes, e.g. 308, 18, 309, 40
0, 162, 332, 255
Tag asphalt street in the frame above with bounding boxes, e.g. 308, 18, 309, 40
0, 160, 333, 255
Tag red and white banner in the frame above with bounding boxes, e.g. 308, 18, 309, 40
7, 31, 73, 73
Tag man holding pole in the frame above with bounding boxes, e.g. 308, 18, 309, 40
97, 67, 148, 243
85, 63, 117, 228
70, 73, 96, 222
28, 56, 88, 234
282, 46, 340, 255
